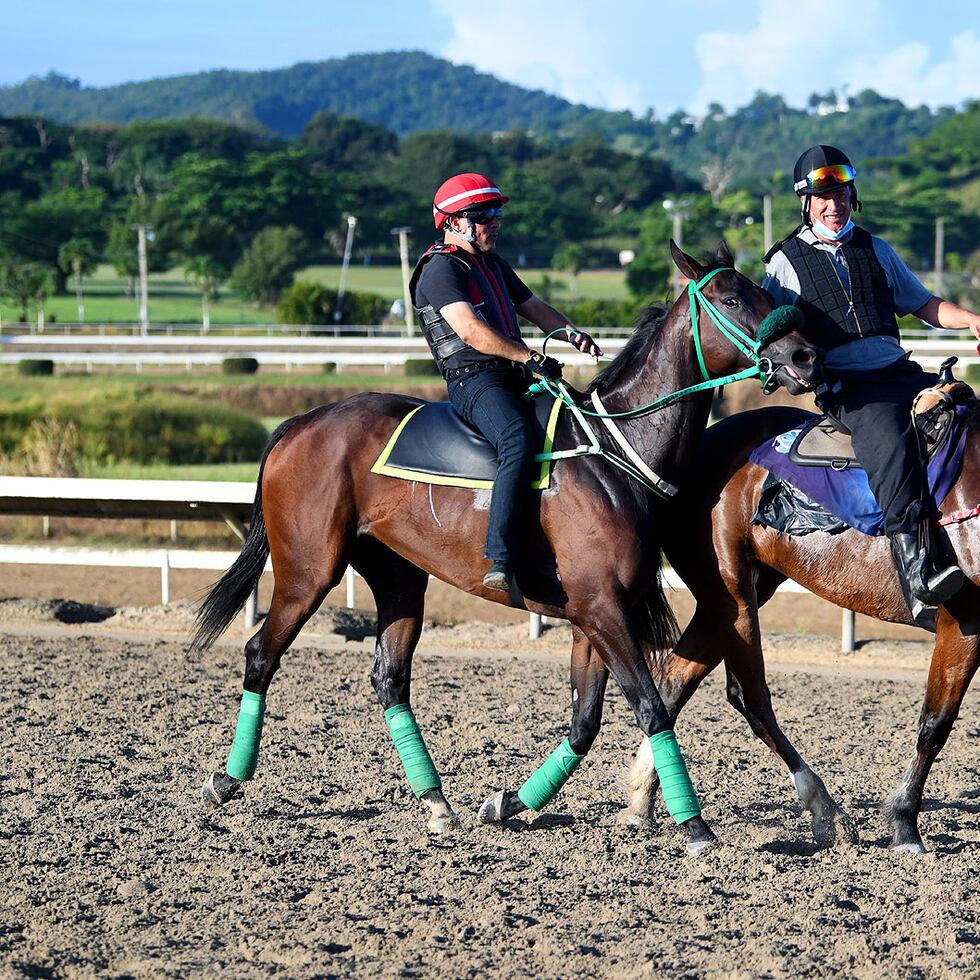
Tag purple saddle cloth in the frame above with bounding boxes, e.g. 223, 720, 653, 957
749, 407, 969, 536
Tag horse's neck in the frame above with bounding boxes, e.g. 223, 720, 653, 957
599, 299, 713, 482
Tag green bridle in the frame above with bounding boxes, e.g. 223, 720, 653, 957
534, 266, 771, 420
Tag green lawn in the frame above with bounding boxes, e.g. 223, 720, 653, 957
0, 263, 629, 327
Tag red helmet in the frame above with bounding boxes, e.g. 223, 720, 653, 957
432, 173, 509, 230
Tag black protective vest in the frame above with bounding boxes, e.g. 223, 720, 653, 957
770, 227, 899, 351
409, 243, 521, 378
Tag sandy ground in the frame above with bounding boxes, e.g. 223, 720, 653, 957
3, 569, 980, 977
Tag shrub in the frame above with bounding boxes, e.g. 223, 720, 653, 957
322, 361, 337, 375
404, 358, 439, 377
277, 279, 388, 326
221, 357, 259, 375
17, 359, 54, 376
0, 393, 267, 466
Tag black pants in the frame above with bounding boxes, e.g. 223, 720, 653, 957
447, 367, 534, 564
825, 358, 938, 536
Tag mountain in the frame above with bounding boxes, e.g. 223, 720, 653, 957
0, 51, 642, 140
0, 52, 954, 191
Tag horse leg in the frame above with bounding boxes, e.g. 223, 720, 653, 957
478, 626, 608, 824
885, 616, 980, 853
580, 604, 717, 855
722, 634, 858, 847
619, 607, 726, 831
201, 574, 341, 805
356, 541, 459, 835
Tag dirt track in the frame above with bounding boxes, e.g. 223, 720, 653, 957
3, 584, 980, 978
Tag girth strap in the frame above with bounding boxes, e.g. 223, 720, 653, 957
590, 390, 679, 498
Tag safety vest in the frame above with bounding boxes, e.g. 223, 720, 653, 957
409, 243, 522, 378
766, 227, 899, 350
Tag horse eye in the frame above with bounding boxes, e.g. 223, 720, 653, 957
724, 297, 739, 308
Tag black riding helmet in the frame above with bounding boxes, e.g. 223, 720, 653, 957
793, 144, 861, 224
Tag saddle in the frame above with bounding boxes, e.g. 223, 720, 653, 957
371, 393, 564, 490
789, 357, 974, 471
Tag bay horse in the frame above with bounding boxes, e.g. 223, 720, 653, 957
617, 403, 980, 853
192, 242, 822, 853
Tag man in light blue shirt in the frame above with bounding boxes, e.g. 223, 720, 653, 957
762, 145, 980, 626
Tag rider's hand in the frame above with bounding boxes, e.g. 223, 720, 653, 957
565, 327, 603, 359
526, 350, 564, 381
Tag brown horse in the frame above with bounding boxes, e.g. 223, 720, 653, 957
616, 403, 980, 853
192, 243, 821, 852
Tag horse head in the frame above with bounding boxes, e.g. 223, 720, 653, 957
670, 240, 823, 397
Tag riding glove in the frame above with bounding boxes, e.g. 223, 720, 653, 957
565, 328, 603, 358
526, 350, 564, 381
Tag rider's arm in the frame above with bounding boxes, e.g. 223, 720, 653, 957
438, 301, 532, 363
912, 296, 980, 339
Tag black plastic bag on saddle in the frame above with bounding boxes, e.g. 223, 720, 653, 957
752, 472, 849, 536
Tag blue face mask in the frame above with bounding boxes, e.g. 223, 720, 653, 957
812, 216, 854, 241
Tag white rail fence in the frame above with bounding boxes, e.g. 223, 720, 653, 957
0, 476, 859, 649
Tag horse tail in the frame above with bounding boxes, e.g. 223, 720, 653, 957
190, 416, 301, 653
636, 553, 679, 656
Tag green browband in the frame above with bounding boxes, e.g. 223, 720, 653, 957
226, 690, 266, 781
385, 704, 442, 798
517, 737, 585, 811
649, 730, 702, 824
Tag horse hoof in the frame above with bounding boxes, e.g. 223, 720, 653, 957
427, 812, 461, 835
477, 791, 508, 824
812, 807, 858, 847
200, 771, 243, 806
686, 836, 720, 857
616, 809, 655, 832
889, 840, 928, 855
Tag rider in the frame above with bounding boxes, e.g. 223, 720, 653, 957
763, 144, 980, 626
410, 172, 602, 593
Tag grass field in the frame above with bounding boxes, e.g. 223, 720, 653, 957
0, 264, 629, 327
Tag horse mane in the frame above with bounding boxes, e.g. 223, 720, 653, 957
588, 255, 735, 396
587, 303, 668, 394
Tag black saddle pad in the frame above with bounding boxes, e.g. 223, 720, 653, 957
371, 395, 564, 489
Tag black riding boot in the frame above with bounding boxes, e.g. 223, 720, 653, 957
890, 524, 964, 625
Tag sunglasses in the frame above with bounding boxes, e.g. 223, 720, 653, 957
461, 206, 504, 224
800, 164, 857, 193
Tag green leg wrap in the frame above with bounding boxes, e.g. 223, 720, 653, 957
649, 730, 702, 825
226, 690, 266, 781
384, 704, 442, 798
517, 737, 585, 811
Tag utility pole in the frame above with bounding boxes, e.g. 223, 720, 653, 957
934, 216, 945, 297
663, 199, 689, 297
131, 223, 152, 334
334, 215, 358, 323
763, 195, 773, 254
390, 226, 414, 335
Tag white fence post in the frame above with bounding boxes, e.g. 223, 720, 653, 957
841, 609, 856, 653
346, 567, 356, 608
160, 550, 170, 605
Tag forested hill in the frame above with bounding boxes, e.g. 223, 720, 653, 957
0, 51, 953, 188
0, 51, 619, 139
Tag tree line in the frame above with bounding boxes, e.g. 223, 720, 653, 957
0, 99, 977, 322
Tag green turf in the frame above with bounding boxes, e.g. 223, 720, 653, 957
0, 263, 629, 327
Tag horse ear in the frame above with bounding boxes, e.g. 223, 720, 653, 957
715, 240, 735, 267
670, 240, 705, 282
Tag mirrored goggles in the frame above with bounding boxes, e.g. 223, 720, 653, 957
803, 164, 856, 193
461, 206, 504, 224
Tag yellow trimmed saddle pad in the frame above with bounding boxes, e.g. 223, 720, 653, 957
371, 396, 564, 490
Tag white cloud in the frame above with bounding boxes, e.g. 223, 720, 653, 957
691, 1, 979, 114
845, 30, 980, 107
433, 0, 647, 113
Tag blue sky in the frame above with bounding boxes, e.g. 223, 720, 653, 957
4, 0, 978, 116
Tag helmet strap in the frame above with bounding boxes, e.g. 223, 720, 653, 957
448, 214, 478, 247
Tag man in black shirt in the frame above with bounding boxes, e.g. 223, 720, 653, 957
410, 172, 601, 593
